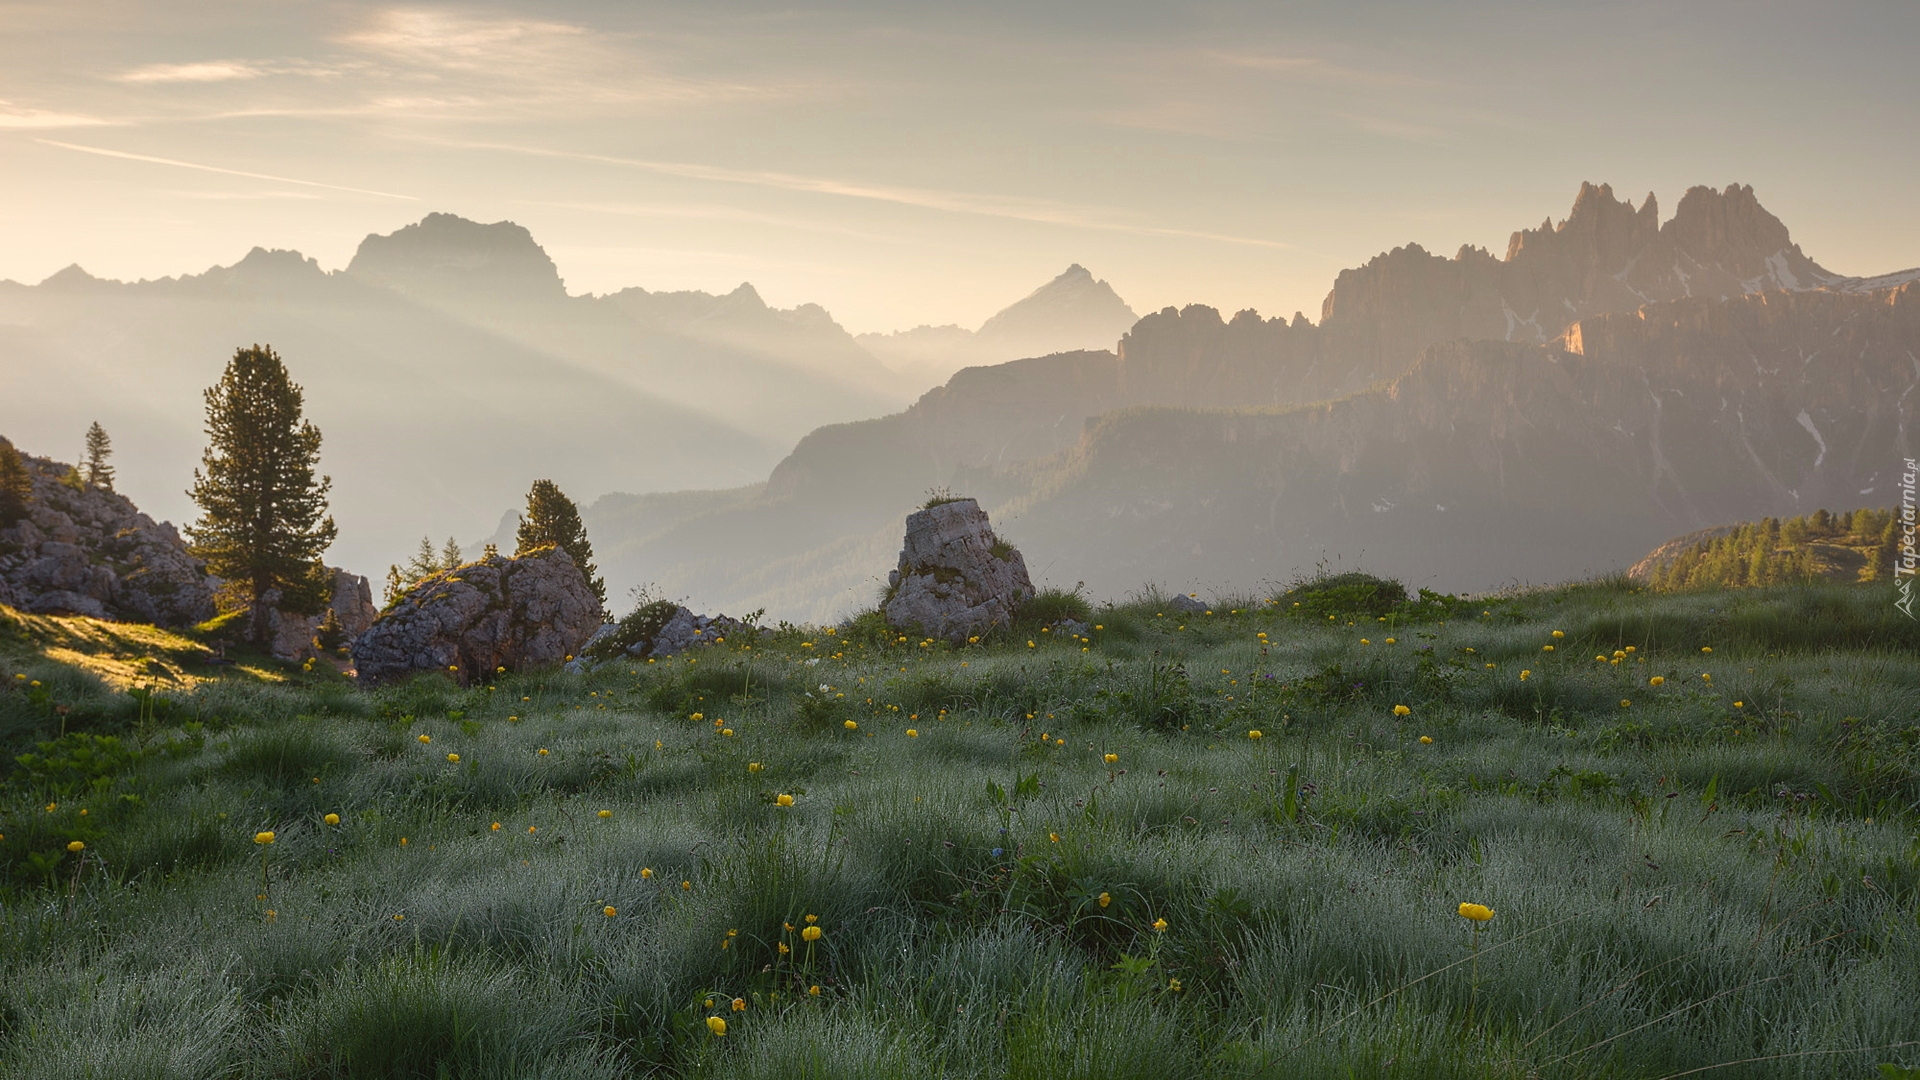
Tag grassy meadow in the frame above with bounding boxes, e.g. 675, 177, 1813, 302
1, 579, 1918, 1079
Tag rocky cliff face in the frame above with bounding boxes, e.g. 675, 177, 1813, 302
344, 212, 568, 307
1001, 283, 1919, 597
883, 499, 1033, 642
1315, 182, 1919, 384
351, 547, 603, 687
0, 450, 215, 626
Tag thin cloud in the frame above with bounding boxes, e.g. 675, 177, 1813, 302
453, 140, 1301, 251
118, 61, 263, 84
35, 139, 417, 200
0, 101, 110, 129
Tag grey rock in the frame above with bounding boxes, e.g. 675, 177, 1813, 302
0, 451, 215, 625
257, 568, 381, 661
1165, 593, 1208, 614
351, 547, 603, 686
882, 498, 1033, 643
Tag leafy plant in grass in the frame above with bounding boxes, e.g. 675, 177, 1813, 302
588, 599, 683, 660
1016, 588, 1093, 629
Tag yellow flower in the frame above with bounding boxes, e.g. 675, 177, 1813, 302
802, 925, 823, 941
682, 880, 692, 890
255, 831, 276, 845
400, 837, 409, 846
417, 734, 431, 744
776, 794, 795, 807
1419, 735, 1433, 745
1701, 673, 1712, 683
491, 822, 501, 831
598, 809, 612, 819
1103, 753, 1118, 764
691, 712, 704, 722
843, 720, 857, 730
721, 728, 734, 737
1734, 701, 1744, 708
1458, 902, 1494, 922
778, 941, 790, 954
1519, 670, 1532, 681
1360, 638, 1371, 646
324, 813, 340, 826
449, 665, 458, 672
1392, 704, 1411, 717
1542, 645, 1555, 652
1620, 699, 1632, 708
603, 906, 617, 917
906, 728, 919, 737
808, 985, 821, 996
731, 997, 746, 1012
1700, 646, 1712, 654
66, 840, 85, 852
641, 867, 652, 878
496, 666, 506, 674
805, 913, 819, 924
446, 753, 460, 763
1152, 917, 1168, 932
706, 1016, 727, 1036
1248, 730, 1263, 739
537, 748, 549, 756
1649, 676, 1665, 687
1098, 892, 1111, 908
1049, 832, 1060, 842
527, 826, 537, 834
508, 715, 519, 722
1551, 630, 1564, 639
1625, 646, 1636, 653
1384, 637, 1396, 645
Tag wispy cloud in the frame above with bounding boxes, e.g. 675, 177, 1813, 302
457, 141, 1301, 251
117, 61, 264, 84
35, 139, 416, 200
335, 9, 785, 110
0, 100, 110, 129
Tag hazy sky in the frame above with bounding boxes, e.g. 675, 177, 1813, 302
2, 1, 1915, 333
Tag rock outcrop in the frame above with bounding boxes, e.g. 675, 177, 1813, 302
883, 499, 1033, 642
263, 567, 379, 661
566, 604, 758, 671
0, 450, 215, 626
351, 547, 603, 686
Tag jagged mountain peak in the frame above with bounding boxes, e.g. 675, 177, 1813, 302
977, 264, 1136, 339
346, 212, 567, 304
39, 263, 99, 288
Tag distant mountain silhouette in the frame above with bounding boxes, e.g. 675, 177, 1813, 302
560, 182, 1920, 619
857, 264, 1138, 383
0, 213, 923, 577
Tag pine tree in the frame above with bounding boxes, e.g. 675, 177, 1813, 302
403, 536, 440, 581
82, 422, 115, 492
0, 436, 32, 527
383, 565, 406, 607
440, 537, 464, 571
515, 479, 605, 609
185, 345, 338, 645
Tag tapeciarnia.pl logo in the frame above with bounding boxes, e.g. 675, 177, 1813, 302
1897, 457, 1917, 620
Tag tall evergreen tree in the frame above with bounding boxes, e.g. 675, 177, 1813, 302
515, 479, 605, 608
0, 437, 32, 527
440, 536, 464, 570
81, 422, 114, 491
403, 536, 441, 581
185, 345, 337, 645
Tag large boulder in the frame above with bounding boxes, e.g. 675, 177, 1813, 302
351, 548, 603, 686
883, 498, 1034, 642
0, 450, 215, 625
262, 567, 380, 662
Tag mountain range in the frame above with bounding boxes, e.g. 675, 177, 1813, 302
0, 216, 1133, 578
519, 182, 1920, 619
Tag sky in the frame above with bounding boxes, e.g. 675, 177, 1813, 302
1, 0, 1916, 334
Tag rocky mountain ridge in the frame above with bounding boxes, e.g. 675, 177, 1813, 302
565, 182, 1920, 618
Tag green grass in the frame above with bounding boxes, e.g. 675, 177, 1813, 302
0, 580, 1917, 1078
